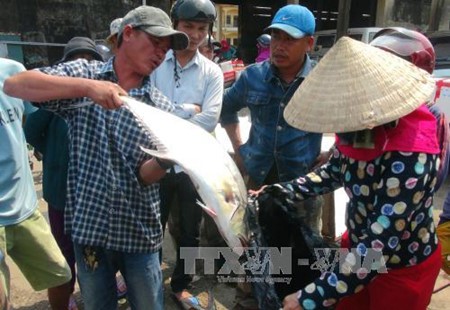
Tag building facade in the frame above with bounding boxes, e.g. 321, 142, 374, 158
0, 0, 449, 66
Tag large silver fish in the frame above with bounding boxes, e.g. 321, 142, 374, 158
122, 96, 247, 255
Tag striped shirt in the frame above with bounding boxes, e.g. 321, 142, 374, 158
36, 58, 174, 253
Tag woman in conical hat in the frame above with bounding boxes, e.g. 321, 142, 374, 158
252, 33, 442, 310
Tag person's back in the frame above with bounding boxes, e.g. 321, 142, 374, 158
0, 57, 72, 310
0, 58, 37, 224
260, 33, 440, 310
368, 27, 450, 279
25, 110, 69, 208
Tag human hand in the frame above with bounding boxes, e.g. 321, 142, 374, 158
248, 185, 268, 197
184, 103, 202, 114
312, 150, 331, 170
138, 157, 173, 185
283, 291, 303, 310
175, 103, 202, 119
154, 157, 174, 170
86, 80, 127, 109
254, 183, 296, 205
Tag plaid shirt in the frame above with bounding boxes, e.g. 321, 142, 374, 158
36, 58, 174, 253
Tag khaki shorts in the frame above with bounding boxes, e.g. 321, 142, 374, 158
0, 209, 71, 294
437, 220, 450, 275
0, 249, 7, 310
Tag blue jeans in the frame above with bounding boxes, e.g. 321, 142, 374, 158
74, 243, 163, 310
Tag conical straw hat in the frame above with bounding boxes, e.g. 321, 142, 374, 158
284, 36, 436, 133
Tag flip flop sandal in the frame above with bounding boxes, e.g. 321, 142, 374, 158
171, 293, 204, 310
68, 295, 79, 310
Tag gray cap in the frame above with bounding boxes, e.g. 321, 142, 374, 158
119, 6, 189, 50
106, 17, 123, 43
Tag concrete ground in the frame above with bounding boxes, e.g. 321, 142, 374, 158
8, 159, 235, 310
7, 158, 450, 309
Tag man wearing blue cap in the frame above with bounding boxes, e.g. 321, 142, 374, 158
220, 4, 324, 309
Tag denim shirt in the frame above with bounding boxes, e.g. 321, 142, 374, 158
220, 57, 322, 185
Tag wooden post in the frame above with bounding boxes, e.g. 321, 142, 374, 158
336, 0, 352, 40
321, 193, 336, 242
429, 0, 445, 32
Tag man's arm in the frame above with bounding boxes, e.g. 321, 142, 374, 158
188, 65, 224, 132
223, 122, 247, 174
219, 69, 248, 174
223, 122, 243, 154
4, 70, 126, 109
138, 158, 173, 185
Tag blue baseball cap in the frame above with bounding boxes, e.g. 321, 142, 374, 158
266, 5, 315, 39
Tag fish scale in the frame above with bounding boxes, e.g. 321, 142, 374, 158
122, 96, 248, 255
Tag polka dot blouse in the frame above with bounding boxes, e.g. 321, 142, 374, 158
265, 147, 440, 309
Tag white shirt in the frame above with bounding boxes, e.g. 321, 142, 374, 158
151, 50, 224, 133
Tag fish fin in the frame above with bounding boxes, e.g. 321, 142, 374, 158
206, 288, 216, 310
238, 235, 249, 248
228, 202, 240, 222
197, 200, 218, 218
140, 146, 172, 162
122, 96, 173, 161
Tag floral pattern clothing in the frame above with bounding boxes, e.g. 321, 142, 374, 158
266, 147, 439, 309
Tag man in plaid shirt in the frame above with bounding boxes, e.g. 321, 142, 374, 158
4, 6, 188, 310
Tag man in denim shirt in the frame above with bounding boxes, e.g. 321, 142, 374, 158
220, 5, 324, 308
4, 6, 188, 310
221, 4, 322, 188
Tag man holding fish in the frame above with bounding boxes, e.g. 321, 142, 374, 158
4, 5, 188, 310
